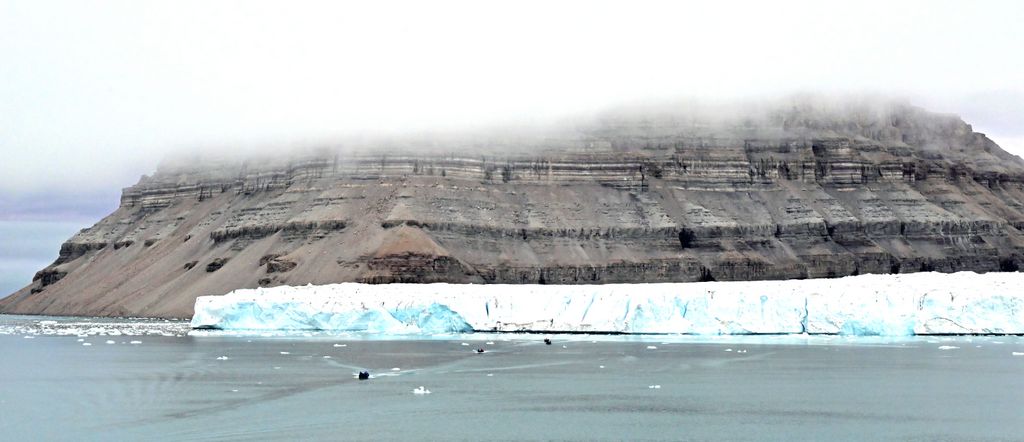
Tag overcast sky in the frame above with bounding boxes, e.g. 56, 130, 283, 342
1, 0, 1023, 212
1, 0, 1022, 295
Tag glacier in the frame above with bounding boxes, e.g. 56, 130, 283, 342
190, 272, 1024, 336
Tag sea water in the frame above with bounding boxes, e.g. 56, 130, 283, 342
1, 315, 1022, 441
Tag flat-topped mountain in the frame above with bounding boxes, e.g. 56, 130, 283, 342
4, 98, 1024, 318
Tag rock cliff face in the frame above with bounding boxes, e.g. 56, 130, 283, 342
3, 99, 1024, 318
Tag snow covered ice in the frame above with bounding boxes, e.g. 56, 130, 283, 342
190, 272, 1024, 336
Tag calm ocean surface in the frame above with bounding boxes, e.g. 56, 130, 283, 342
1, 315, 1022, 441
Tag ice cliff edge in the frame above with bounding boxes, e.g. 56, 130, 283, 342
190, 271, 1024, 335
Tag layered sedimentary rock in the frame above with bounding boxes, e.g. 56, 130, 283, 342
3, 98, 1024, 318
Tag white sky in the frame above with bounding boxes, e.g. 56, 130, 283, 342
2, 0, 1023, 198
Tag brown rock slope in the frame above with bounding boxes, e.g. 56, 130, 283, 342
3, 99, 1024, 318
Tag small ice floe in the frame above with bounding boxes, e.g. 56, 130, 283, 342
216, 356, 230, 360
391, 367, 401, 371
412, 386, 431, 395
129, 341, 141, 345
82, 342, 92, 346
1012, 352, 1024, 356
724, 348, 733, 352
76, 338, 84, 342
105, 340, 116, 345
486, 374, 494, 377
648, 385, 661, 389
737, 350, 747, 354
231, 389, 238, 392
460, 343, 469, 346
279, 351, 290, 355
646, 346, 657, 350
273, 366, 281, 370
938, 346, 960, 350
599, 365, 605, 369
486, 341, 495, 345
562, 345, 568, 349
333, 344, 347, 347
23, 335, 34, 339
323, 356, 331, 359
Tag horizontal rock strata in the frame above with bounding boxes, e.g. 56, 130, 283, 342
3, 100, 1024, 318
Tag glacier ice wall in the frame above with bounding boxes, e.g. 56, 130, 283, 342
190, 272, 1024, 335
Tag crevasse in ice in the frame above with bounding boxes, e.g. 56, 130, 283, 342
190, 272, 1024, 335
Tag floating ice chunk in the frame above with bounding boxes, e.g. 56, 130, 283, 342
487, 373, 494, 376
323, 356, 331, 359
82, 343, 92, 346
129, 340, 141, 345
938, 346, 960, 350
333, 344, 347, 347
646, 346, 657, 350
599, 365, 605, 369
1012, 352, 1023, 356
412, 386, 431, 395
486, 342, 494, 345
23, 336, 34, 339
724, 349, 732, 352
648, 385, 661, 389
461, 343, 469, 346
217, 356, 230, 360
105, 340, 116, 344
279, 351, 290, 355
391, 368, 401, 371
